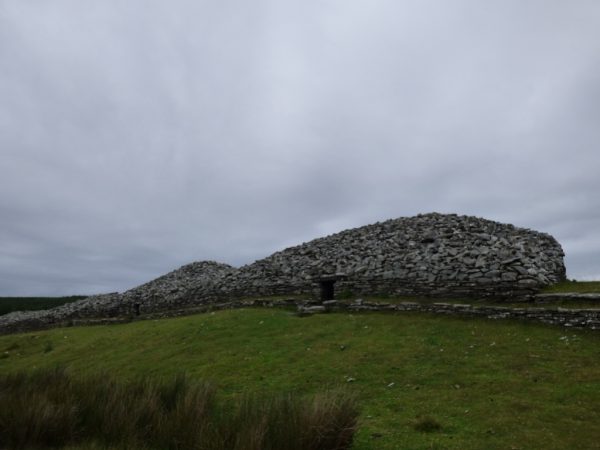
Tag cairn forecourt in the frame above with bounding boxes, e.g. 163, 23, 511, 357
0, 213, 566, 334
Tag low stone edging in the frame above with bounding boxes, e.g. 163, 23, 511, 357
533, 293, 600, 302
136, 297, 600, 330
296, 299, 600, 330
3, 296, 600, 335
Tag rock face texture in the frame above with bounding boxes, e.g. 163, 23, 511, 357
0, 262, 236, 334
123, 261, 236, 313
208, 212, 566, 301
0, 213, 566, 333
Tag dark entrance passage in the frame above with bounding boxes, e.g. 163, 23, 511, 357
320, 280, 335, 301
134, 303, 141, 316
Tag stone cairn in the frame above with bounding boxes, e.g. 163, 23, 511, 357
211, 212, 566, 301
0, 213, 567, 334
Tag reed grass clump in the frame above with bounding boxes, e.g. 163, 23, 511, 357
0, 368, 357, 450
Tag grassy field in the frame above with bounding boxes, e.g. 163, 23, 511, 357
1, 308, 599, 449
0, 296, 87, 316
542, 280, 600, 293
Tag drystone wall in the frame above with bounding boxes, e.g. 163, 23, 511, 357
0, 261, 235, 334
120, 261, 236, 313
185, 212, 566, 302
300, 299, 600, 330
0, 293, 123, 335
5, 297, 600, 335
0, 213, 567, 334
137, 297, 600, 330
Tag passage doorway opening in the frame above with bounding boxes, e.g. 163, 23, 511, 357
320, 280, 336, 301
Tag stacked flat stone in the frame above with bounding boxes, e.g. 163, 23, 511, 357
0, 262, 234, 334
0, 213, 566, 334
121, 261, 235, 312
193, 212, 566, 301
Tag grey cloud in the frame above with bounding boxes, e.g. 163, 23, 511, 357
1, 1, 600, 295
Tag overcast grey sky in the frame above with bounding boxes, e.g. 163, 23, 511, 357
1, 1, 599, 296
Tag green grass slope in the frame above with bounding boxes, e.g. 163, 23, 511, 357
1, 309, 600, 449
542, 280, 600, 293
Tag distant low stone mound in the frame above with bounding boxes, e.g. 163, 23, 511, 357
121, 261, 235, 312
0, 262, 234, 334
0, 213, 566, 333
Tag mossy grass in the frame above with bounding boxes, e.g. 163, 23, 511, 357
412, 415, 443, 433
1, 308, 600, 449
542, 280, 600, 293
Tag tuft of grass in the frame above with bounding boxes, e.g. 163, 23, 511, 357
0, 368, 358, 450
222, 389, 357, 450
412, 415, 443, 433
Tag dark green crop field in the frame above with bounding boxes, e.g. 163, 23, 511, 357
1, 308, 600, 449
0, 296, 87, 316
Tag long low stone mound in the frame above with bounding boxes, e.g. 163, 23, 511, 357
0, 213, 567, 334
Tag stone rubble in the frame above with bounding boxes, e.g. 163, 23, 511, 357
187, 212, 566, 301
0, 213, 569, 334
